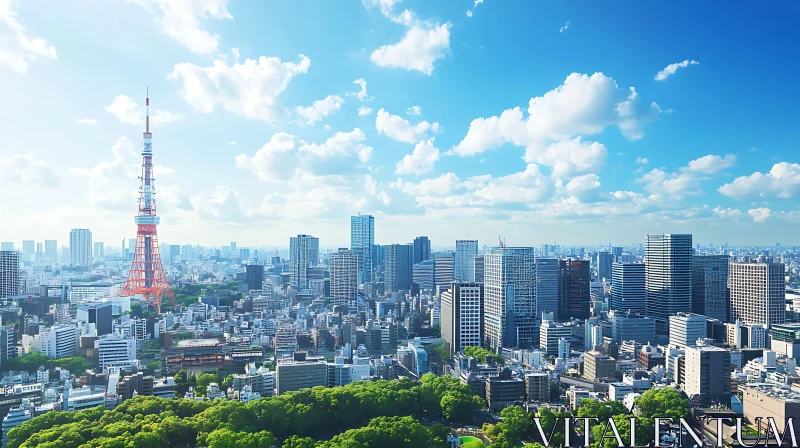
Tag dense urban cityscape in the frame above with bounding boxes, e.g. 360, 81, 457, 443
3, 1, 800, 447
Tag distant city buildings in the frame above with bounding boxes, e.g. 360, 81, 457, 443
692, 255, 729, 322
350, 214, 375, 284
69, 229, 93, 267
455, 240, 478, 282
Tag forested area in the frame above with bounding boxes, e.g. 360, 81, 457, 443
8, 374, 481, 448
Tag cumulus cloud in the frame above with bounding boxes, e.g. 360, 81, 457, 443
106, 95, 185, 127
636, 168, 697, 197
0, 0, 57, 73
748, 207, 771, 222
364, 0, 450, 75
407, 105, 421, 116
712, 206, 743, 219
451, 72, 661, 157
358, 106, 373, 116
375, 109, 439, 143
75, 118, 98, 125
564, 173, 601, 202
655, 59, 699, 81
169, 54, 310, 123
719, 162, 800, 199
524, 137, 607, 178
126, 0, 232, 55
295, 95, 344, 125
394, 172, 462, 197
0, 153, 60, 187
235, 129, 372, 182
192, 185, 251, 221
466, 0, 483, 17
635, 157, 649, 165
347, 78, 371, 102
395, 139, 440, 175
686, 154, 736, 174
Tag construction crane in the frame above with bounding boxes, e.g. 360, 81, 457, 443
498, 235, 505, 248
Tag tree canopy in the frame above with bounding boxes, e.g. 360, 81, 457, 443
462, 346, 503, 364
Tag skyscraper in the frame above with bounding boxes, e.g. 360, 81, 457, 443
21, 240, 34, 263
69, 229, 93, 267
597, 251, 613, 282
535, 258, 559, 319
0, 243, 12, 252
330, 249, 358, 307
289, 234, 318, 290
245, 264, 264, 291
610, 262, 646, 313
350, 214, 375, 284
455, 240, 478, 281
473, 254, 484, 283
558, 259, 590, 320
384, 244, 413, 293
440, 282, 484, 356
44, 240, 57, 263
93, 242, 105, 259
0, 251, 20, 299
729, 261, 785, 326
412, 260, 435, 292
483, 247, 536, 350
692, 255, 729, 322
413, 236, 430, 265
433, 251, 455, 292
645, 234, 693, 334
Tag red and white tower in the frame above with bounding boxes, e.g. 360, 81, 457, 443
120, 90, 176, 312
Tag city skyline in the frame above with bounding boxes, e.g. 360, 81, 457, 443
2, 1, 800, 246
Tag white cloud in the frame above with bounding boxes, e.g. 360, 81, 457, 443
524, 137, 607, 178
75, 118, 98, 125
686, 154, 736, 174
169, 54, 310, 123
235, 129, 372, 182
375, 108, 440, 143
395, 172, 462, 197
713, 206, 743, 219
358, 106, 373, 116
0, 153, 60, 187
564, 174, 601, 202
347, 78, 371, 102
226, 140, 236, 145
636, 168, 698, 197
126, 0, 232, 55
560, 21, 570, 33
748, 207, 771, 222
406, 105, 421, 116
365, 0, 450, 75
635, 157, 649, 165
193, 185, 250, 221
395, 139, 440, 175
719, 162, 800, 199
0, 0, 57, 73
231, 47, 239, 61
654, 59, 699, 81
295, 95, 345, 125
105, 95, 185, 127
451, 72, 661, 156
466, 0, 483, 17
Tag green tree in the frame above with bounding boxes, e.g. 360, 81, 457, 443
590, 414, 655, 448
147, 361, 161, 372
282, 436, 317, 448
147, 340, 161, 350
500, 406, 531, 441
576, 399, 627, 420
196, 373, 218, 396
635, 388, 689, 419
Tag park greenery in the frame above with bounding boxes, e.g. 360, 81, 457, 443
462, 346, 504, 364
0, 352, 91, 376
9, 374, 483, 448
480, 387, 689, 448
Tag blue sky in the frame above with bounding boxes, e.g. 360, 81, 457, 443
1, 0, 799, 248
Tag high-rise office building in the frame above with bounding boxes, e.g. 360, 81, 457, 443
93, 242, 104, 259
535, 258, 559, 320
412, 260, 435, 292
692, 255, 729, 322
413, 236, 430, 265
645, 234, 693, 334
597, 251, 613, 282
473, 254, 484, 283
77, 301, 113, 336
455, 240, 478, 281
610, 262, 646, 313
169, 245, 181, 263
44, 240, 57, 263
0, 251, 20, 299
440, 282, 484, 356
22, 240, 34, 263
350, 214, 375, 284
41, 325, 79, 358
611, 247, 623, 259
384, 244, 413, 293
330, 249, 358, 307
729, 261, 785, 326
684, 346, 731, 403
433, 252, 455, 291
0, 243, 12, 252
245, 264, 265, 291
669, 312, 707, 348
289, 234, 318, 289
483, 247, 536, 350
69, 229, 93, 267
558, 259, 590, 320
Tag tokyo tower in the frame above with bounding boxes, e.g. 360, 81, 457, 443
120, 90, 176, 312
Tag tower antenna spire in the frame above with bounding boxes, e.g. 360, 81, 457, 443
145, 86, 150, 134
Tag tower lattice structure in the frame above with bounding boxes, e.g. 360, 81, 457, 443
120, 91, 176, 312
